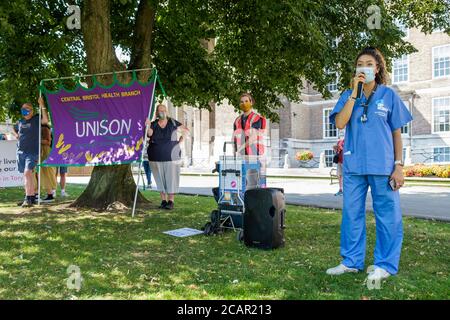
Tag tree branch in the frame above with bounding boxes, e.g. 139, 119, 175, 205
82, 0, 123, 84
130, 0, 157, 80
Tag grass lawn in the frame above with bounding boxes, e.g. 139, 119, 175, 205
0, 184, 449, 300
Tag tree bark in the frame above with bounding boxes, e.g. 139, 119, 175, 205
71, 0, 156, 210
130, 0, 156, 74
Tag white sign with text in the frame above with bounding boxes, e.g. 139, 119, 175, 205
0, 141, 22, 187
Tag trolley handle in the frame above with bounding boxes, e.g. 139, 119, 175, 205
221, 169, 240, 176
222, 141, 237, 164
223, 141, 234, 154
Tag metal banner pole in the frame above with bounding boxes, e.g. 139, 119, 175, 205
132, 70, 158, 218
37, 89, 42, 206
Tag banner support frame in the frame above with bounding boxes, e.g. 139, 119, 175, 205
40, 67, 155, 84
39, 68, 158, 213
37, 85, 43, 206
132, 69, 158, 218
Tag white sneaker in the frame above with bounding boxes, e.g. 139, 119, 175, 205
326, 264, 359, 275
366, 265, 375, 273
367, 267, 391, 281
61, 191, 69, 197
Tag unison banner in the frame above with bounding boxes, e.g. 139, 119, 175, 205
41, 76, 155, 167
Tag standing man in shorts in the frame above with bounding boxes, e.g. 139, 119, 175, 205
17, 97, 49, 207
54, 167, 69, 197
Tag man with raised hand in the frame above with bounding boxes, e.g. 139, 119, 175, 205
16, 96, 49, 207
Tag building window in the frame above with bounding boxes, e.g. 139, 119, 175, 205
395, 20, 409, 38
401, 123, 409, 135
324, 149, 334, 167
326, 72, 339, 92
401, 100, 410, 135
433, 147, 450, 163
393, 55, 409, 83
432, 45, 450, 78
323, 108, 338, 138
433, 97, 450, 133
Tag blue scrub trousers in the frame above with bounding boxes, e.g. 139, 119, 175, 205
341, 174, 403, 275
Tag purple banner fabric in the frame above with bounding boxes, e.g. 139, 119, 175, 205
43, 81, 155, 166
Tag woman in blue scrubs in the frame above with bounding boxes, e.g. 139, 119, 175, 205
326, 47, 413, 282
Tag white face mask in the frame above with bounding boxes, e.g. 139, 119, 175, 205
158, 112, 166, 119
356, 67, 376, 83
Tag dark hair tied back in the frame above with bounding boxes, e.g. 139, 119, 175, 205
355, 47, 388, 85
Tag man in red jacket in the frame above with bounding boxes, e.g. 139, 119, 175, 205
233, 93, 266, 157
232, 93, 267, 186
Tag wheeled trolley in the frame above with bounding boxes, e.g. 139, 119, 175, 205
203, 142, 266, 239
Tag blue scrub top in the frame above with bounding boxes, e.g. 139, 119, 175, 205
330, 84, 413, 176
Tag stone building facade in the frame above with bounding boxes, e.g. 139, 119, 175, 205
170, 28, 450, 169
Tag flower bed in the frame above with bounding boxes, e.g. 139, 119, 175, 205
403, 164, 450, 178
295, 150, 314, 161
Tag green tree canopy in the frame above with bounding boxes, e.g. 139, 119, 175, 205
0, 0, 85, 121
1, 0, 448, 122
0, 0, 448, 209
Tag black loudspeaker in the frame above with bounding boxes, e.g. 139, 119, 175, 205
212, 187, 220, 203
243, 188, 286, 249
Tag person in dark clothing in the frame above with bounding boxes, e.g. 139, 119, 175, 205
145, 104, 189, 210
16, 96, 49, 207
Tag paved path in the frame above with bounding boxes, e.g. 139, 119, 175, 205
68, 175, 450, 221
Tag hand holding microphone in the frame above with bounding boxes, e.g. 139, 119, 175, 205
352, 72, 366, 99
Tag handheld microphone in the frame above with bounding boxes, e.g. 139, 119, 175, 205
356, 81, 363, 99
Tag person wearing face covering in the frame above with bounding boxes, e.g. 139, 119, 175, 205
145, 104, 189, 210
326, 47, 413, 282
233, 93, 267, 156
232, 93, 267, 187
16, 96, 50, 207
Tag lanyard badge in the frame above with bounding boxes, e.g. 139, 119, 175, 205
360, 83, 378, 123
360, 113, 368, 123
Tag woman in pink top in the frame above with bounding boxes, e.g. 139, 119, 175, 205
333, 134, 345, 196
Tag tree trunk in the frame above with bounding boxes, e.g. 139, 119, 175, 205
71, 0, 155, 210
72, 164, 147, 209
